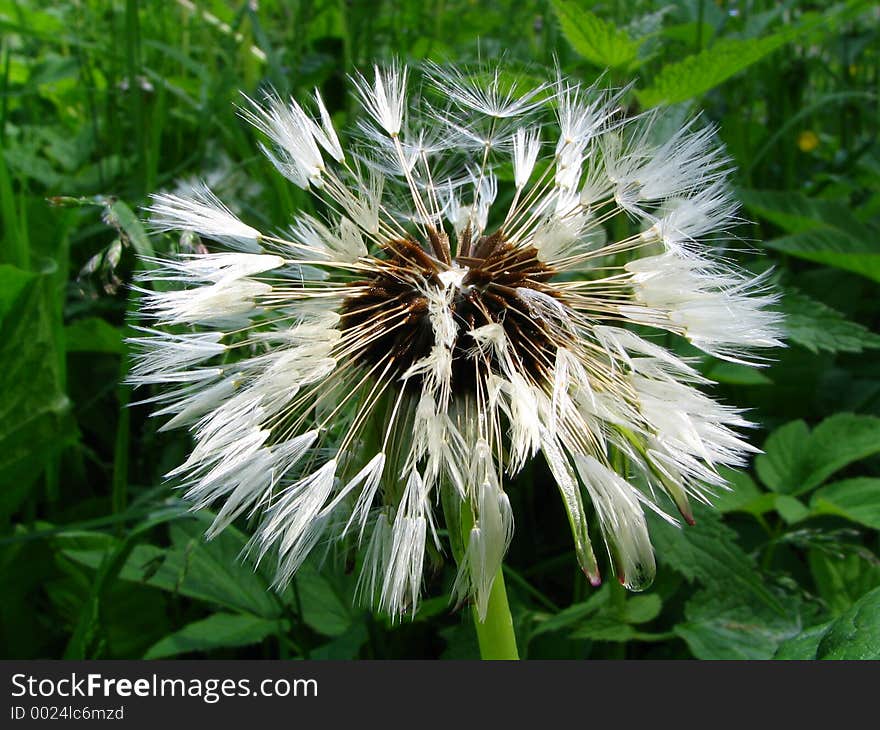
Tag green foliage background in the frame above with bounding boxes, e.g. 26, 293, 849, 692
1, 0, 879, 660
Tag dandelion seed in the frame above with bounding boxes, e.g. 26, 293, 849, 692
130, 63, 783, 619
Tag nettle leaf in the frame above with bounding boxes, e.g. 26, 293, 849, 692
777, 587, 880, 660
143, 613, 282, 659
774, 495, 810, 524
774, 622, 832, 660
781, 289, 880, 355
649, 507, 803, 659
756, 414, 880, 495
674, 587, 802, 660
815, 586, 880, 659
766, 228, 880, 283
738, 188, 880, 281
808, 549, 880, 617
738, 189, 873, 237
754, 421, 809, 492
637, 33, 793, 107
710, 467, 764, 514
551, 1, 644, 69
811, 478, 880, 530
569, 615, 667, 643
64, 515, 283, 619
649, 506, 785, 615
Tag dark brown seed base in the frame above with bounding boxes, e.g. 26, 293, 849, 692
340, 228, 561, 392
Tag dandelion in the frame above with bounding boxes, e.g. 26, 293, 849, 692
129, 63, 782, 657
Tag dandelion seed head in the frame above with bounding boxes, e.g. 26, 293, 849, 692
130, 62, 783, 619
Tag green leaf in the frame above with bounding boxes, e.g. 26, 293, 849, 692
311, 623, 369, 660
808, 548, 880, 616
551, 1, 643, 70
816, 586, 880, 659
64, 516, 283, 619
103, 199, 154, 259
65, 317, 126, 354
649, 506, 786, 616
703, 360, 773, 385
143, 613, 281, 659
811, 479, 880, 530
295, 559, 356, 637
622, 594, 662, 624
649, 507, 805, 657
774, 622, 832, 660
565, 594, 665, 643
738, 189, 873, 237
781, 289, 880, 355
637, 32, 794, 107
674, 587, 802, 660
775, 495, 810, 524
755, 420, 810, 492
738, 188, 880, 282
766, 228, 880, 283
710, 468, 764, 514
0, 264, 73, 518
756, 415, 880, 495
529, 585, 608, 638
569, 615, 667, 643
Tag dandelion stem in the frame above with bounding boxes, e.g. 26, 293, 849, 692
453, 500, 519, 660
471, 566, 519, 660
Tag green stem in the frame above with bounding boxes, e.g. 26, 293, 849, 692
454, 495, 519, 659
443, 486, 519, 659
471, 566, 519, 660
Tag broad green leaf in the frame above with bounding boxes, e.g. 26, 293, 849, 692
756, 415, 880, 495
295, 559, 356, 637
774, 495, 810, 524
710, 467, 764, 514
648, 506, 785, 615
530, 589, 662, 643
816, 586, 880, 659
0, 264, 73, 518
529, 585, 608, 638
774, 622, 832, 660
766, 228, 880, 283
65, 516, 283, 619
622, 594, 662, 624
738, 189, 873, 238
311, 623, 369, 660
439, 620, 479, 660
811, 478, 880, 530
808, 548, 880, 616
782, 289, 880, 354
143, 613, 281, 659
551, 1, 643, 70
46, 531, 171, 659
569, 616, 667, 643
651, 505, 804, 659
738, 188, 880, 282
638, 32, 794, 107
703, 360, 773, 385
65, 317, 126, 354
675, 587, 801, 660
754, 420, 810, 492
